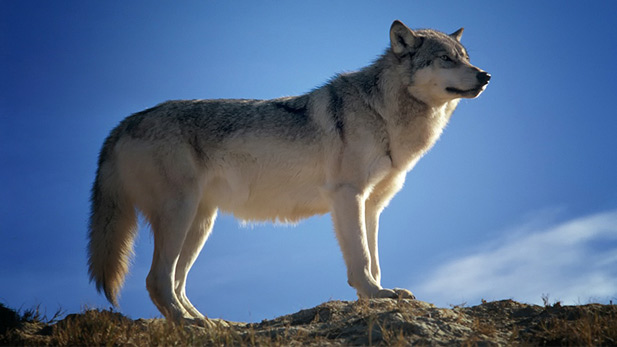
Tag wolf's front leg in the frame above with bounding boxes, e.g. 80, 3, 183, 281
364, 203, 415, 300
365, 201, 382, 285
329, 184, 383, 297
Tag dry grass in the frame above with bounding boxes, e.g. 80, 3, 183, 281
531, 305, 617, 346
1, 304, 279, 346
2, 299, 616, 346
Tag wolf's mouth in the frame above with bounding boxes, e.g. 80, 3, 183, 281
445, 83, 488, 98
445, 86, 482, 95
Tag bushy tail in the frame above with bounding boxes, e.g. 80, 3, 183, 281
87, 145, 137, 307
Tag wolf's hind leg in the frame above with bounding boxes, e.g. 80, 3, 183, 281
174, 205, 217, 319
146, 192, 200, 323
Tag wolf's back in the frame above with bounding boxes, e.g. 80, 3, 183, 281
88, 123, 138, 306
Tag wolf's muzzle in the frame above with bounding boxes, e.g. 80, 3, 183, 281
445, 70, 491, 97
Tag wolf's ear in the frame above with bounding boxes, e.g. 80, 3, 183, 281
390, 20, 420, 56
450, 28, 464, 42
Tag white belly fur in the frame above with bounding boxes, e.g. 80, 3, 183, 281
203, 147, 330, 223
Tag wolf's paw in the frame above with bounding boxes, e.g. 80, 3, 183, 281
178, 316, 207, 327
209, 318, 230, 328
374, 288, 415, 299
393, 288, 415, 299
180, 316, 229, 329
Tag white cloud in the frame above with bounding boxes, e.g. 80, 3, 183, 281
413, 209, 617, 306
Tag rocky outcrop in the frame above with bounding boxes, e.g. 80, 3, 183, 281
2, 299, 616, 346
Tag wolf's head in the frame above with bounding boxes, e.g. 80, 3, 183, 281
389, 20, 490, 106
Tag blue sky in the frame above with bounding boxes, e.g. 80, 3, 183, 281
1, 1, 616, 322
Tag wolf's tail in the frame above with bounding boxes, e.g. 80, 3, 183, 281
87, 134, 137, 307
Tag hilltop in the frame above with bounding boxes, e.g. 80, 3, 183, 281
2, 299, 616, 346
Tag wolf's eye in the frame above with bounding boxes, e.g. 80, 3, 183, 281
440, 55, 452, 62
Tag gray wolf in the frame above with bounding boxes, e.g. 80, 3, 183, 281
88, 20, 490, 325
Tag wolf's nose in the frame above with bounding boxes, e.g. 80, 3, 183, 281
477, 71, 491, 84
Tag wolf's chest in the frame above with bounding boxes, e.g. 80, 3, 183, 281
389, 105, 454, 171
